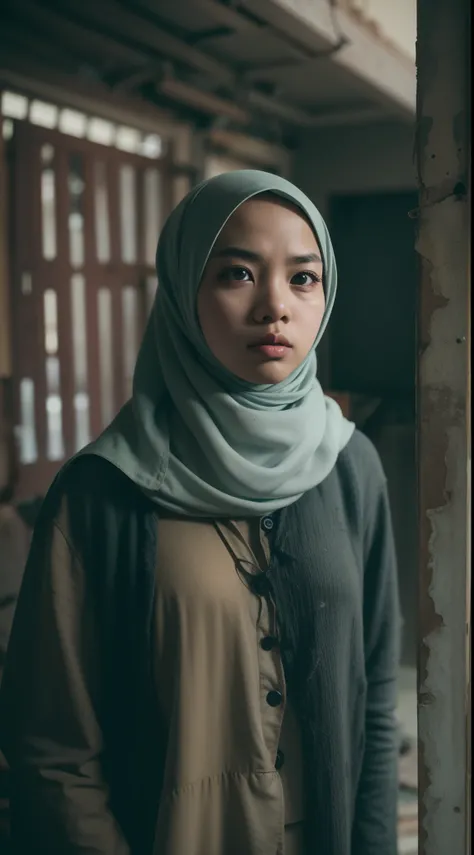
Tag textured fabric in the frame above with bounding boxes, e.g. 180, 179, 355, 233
285, 823, 307, 855
82, 170, 354, 516
0, 506, 30, 678
152, 516, 286, 854
0, 504, 31, 849
215, 518, 306, 827
151, 514, 305, 854
0, 430, 400, 855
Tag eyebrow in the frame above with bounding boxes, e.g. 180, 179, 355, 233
212, 246, 322, 265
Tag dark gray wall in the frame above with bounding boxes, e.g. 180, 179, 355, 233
328, 191, 417, 668
328, 190, 418, 667
293, 120, 416, 216
292, 125, 418, 667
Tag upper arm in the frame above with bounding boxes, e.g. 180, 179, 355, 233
363, 478, 401, 691
347, 431, 401, 702
0, 503, 104, 768
342, 430, 401, 688
349, 439, 400, 851
0, 501, 132, 852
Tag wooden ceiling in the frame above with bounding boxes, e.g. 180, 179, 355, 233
0, 0, 388, 133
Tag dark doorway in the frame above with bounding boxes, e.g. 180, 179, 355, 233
329, 191, 418, 396
329, 190, 418, 670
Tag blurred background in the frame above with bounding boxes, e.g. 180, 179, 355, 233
0, 1, 418, 851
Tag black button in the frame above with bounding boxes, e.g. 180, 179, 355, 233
275, 750, 285, 770
251, 573, 270, 596
260, 635, 278, 651
266, 690, 283, 707
261, 516, 274, 532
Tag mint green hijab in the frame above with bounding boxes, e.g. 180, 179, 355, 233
83, 170, 354, 516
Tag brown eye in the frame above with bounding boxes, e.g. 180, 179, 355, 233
220, 266, 252, 282
291, 271, 321, 287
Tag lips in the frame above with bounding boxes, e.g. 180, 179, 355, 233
250, 333, 292, 348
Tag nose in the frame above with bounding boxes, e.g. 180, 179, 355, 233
252, 275, 290, 325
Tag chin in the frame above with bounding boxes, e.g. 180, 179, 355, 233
238, 362, 294, 385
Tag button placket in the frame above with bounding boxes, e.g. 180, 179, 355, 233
257, 588, 285, 768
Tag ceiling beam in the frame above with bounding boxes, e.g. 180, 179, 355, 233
207, 127, 290, 171
134, 0, 255, 37
5, 0, 153, 68
158, 78, 250, 124
35, 0, 327, 128
54, 0, 237, 84
157, 72, 386, 129
247, 90, 327, 126
237, 0, 416, 118
179, 0, 312, 61
248, 91, 385, 127
0, 20, 81, 73
0, 1, 399, 131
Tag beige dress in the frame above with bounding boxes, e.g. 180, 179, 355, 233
1, 501, 307, 855
153, 515, 307, 855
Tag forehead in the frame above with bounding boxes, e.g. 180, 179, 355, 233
214, 194, 319, 248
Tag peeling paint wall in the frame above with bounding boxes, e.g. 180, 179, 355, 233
415, 0, 471, 852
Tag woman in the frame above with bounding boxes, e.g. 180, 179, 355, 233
0, 171, 400, 855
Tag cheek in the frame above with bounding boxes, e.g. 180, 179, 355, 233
197, 287, 238, 360
198, 287, 244, 336
298, 292, 326, 349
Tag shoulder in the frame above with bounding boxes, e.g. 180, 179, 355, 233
36, 454, 153, 559
336, 428, 386, 499
287, 430, 387, 537
42, 454, 145, 514
313, 429, 388, 538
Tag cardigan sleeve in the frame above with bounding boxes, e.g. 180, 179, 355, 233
351, 456, 401, 855
0, 502, 131, 855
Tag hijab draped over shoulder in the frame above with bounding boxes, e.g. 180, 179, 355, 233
82, 170, 354, 516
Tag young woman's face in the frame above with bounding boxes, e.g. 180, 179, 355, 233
197, 195, 325, 384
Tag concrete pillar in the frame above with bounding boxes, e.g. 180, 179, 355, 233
415, 0, 471, 853
0, 103, 12, 380
0, 103, 14, 452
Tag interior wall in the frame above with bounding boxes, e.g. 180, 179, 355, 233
330, 191, 418, 669
292, 122, 418, 668
293, 120, 416, 389
293, 120, 416, 217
